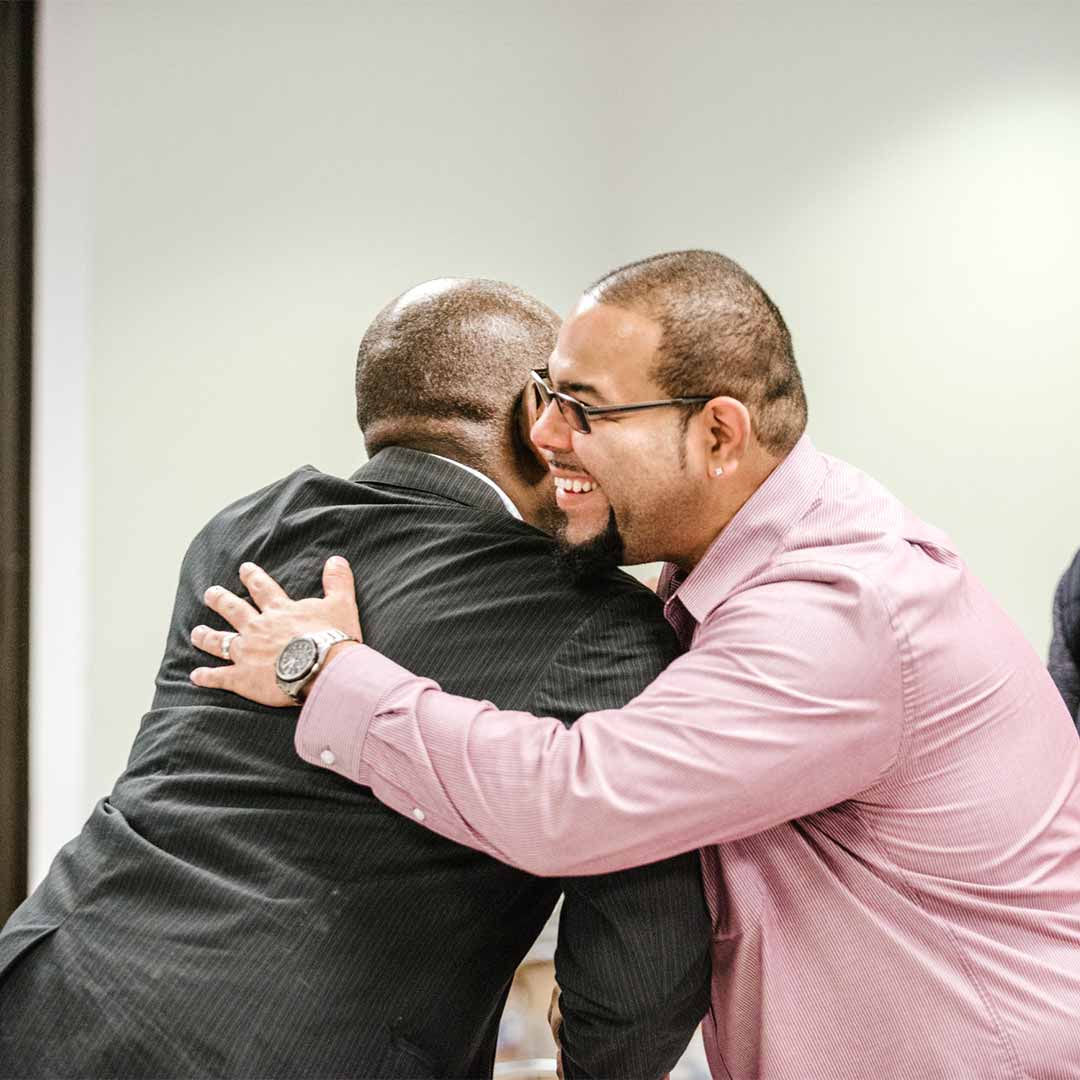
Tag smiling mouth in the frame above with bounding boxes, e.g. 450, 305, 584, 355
553, 475, 599, 495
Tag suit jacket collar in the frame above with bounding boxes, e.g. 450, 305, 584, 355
351, 447, 512, 518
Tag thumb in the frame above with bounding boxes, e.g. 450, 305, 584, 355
323, 555, 356, 602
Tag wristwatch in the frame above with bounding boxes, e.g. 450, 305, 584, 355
275, 628, 357, 703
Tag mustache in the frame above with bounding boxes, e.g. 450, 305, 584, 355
545, 459, 591, 476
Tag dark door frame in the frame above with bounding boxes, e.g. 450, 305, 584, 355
0, 0, 35, 920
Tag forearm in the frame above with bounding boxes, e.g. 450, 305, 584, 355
299, 645, 708, 875
300, 646, 645, 874
297, 635, 899, 875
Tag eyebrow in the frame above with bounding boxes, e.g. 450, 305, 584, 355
553, 377, 608, 403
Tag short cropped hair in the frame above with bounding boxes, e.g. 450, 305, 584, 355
586, 250, 807, 454
356, 278, 559, 463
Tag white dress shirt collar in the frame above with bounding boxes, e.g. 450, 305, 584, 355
428, 454, 522, 520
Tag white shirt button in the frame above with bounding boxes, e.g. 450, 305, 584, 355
319, 748, 336, 766
412, 807, 426, 822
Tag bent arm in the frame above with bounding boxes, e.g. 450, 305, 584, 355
520, 593, 709, 1078
297, 574, 904, 875
556, 854, 711, 1079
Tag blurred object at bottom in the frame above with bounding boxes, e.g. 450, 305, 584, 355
497, 959, 557, 1070
494, 1058, 558, 1078
495, 953, 710, 1080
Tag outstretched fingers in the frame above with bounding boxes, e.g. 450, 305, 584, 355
190, 664, 238, 691
190, 624, 235, 660
189, 557, 359, 708
239, 562, 291, 610
203, 585, 257, 631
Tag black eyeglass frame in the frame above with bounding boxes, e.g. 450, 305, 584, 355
530, 368, 714, 434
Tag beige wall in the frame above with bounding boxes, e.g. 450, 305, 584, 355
34, 0, 1080, 877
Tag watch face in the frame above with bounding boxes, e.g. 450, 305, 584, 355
277, 637, 319, 681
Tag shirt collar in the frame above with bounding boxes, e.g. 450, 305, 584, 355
427, 454, 522, 520
663, 433, 828, 623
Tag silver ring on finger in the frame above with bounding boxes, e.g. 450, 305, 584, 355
221, 632, 239, 662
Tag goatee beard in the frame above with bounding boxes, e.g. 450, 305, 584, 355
552, 508, 625, 583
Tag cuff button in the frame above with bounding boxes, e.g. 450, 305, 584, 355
319, 748, 336, 766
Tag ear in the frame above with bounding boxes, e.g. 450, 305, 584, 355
522, 375, 541, 437
699, 396, 752, 479
511, 384, 550, 485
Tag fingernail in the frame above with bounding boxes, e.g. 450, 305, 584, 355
240, 562, 255, 575
328, 556, 347, 568
191, 625, 205, 639
204, 587, 219, 600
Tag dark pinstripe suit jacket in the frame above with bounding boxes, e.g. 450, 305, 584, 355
0, 448, 710, 1079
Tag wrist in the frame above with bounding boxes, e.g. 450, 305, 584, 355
299, 639, 361, 701
276, 630, 359, 704
323, 638, 361, 671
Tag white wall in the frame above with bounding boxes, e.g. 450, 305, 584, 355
31, 0, 94, 884
33, 0, 1080, 878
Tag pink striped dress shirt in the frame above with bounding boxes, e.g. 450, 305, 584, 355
297, 436, 1080, 1079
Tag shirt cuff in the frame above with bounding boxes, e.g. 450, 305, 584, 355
294, 643, 416, 784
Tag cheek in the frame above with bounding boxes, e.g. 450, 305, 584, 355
595, 437, 685, 522
575, 430, 654, 492
571, 430, 623, 484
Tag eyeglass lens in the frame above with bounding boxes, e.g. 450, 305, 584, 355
531, 373, 590, 434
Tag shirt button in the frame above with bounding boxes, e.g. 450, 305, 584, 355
319, 748, 336, 766
412, 807, 426, 822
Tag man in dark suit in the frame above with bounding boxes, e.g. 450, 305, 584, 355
0, 278, 710, 1078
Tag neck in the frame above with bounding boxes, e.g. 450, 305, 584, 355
426, 449, 543, 528
364, 422, 551, 525
363, 420, 492, 473
674, 447, 785, 574
486, 460, 548, 528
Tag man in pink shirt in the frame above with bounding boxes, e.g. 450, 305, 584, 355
193, 251, 1080, 1079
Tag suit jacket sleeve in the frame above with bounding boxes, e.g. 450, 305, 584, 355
529, 589, 711, 1080
1048, 552, 1080, 729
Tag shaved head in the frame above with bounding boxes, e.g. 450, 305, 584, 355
356, 278, 559, 468
585, 250, 807, 455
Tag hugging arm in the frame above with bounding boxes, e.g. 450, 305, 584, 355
530, 595, 710, 1079
189, 563, 708, 1075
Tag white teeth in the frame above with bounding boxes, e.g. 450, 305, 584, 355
554, 476, 597, 493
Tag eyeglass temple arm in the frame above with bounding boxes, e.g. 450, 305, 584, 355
584, 396, 714, 416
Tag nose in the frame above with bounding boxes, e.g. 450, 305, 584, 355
530, 398, 573, 455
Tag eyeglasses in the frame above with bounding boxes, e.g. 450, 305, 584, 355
529, 368, 714, 435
